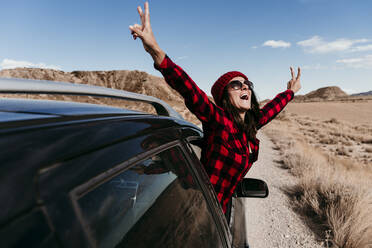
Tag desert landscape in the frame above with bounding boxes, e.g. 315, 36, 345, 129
279, 101, 372, 165
262, 96, 372, 247
1, 67, 372, 247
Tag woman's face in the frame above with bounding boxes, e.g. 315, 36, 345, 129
227, 76, 252, 112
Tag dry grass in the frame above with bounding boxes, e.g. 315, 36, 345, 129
263, 108, 372, 248
275, 110, 372, 165
282, 144, 372, 248
365, 147, 372, 153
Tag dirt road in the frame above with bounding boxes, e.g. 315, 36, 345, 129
244, 132, 323, 248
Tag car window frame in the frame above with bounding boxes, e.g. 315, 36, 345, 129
183, 137, 233, 247
70, 139, 231, 248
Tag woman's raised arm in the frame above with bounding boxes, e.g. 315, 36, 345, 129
257, 67, 301, 129
129, 2, 223, 126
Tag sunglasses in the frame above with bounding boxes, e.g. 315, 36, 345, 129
228, 80, 254, 90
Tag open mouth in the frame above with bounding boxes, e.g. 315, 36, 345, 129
240, 94, 249, 100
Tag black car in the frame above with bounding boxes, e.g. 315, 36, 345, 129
0, 77, 268, 248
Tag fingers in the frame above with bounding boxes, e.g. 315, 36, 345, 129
144, 1, 150, 26
134, 24, 142, 30
129, 25, 143, 39
137, 6, 145, 27
130, 2, 151, 41
296, 67, 301, 80
129, 27, 137, 39
290, 66, 295, 80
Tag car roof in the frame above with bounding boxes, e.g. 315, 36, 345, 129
0, 77, 183, 119
0, 98, 142, 121
0, 97, 201, 135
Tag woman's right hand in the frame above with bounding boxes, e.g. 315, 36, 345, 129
129, 2, 165, 66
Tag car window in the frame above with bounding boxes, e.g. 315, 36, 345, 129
74, 146, 225, 248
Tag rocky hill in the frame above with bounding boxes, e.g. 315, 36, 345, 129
0, 67, 200, 124
294, 86, 348, 102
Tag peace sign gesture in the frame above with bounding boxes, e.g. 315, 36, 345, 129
287, 67, 301, 94
129, 2, 165, 66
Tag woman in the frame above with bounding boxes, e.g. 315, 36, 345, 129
129, 2, 301, 213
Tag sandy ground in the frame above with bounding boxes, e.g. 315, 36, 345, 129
244, 132, 323, 248
285, 101, 372, 125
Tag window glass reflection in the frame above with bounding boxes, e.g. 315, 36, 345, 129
77, 147, 224, 248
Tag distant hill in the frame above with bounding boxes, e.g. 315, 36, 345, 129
0, 67, 200, 124
304, 86, 348, 99
293, 86, 348, 102
351, 90, 372, 96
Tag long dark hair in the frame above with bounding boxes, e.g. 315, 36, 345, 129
221, 88, 260, 141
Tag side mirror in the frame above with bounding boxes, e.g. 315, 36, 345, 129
235, 178, 269, 198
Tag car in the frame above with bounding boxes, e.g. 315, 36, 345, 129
0, 77, 268, 248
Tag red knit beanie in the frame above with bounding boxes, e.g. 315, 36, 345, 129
211, 71, 248, 107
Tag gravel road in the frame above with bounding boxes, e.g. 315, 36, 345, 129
244, 132, 323, 248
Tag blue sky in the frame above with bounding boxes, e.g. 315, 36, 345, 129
1, 0, 372, 99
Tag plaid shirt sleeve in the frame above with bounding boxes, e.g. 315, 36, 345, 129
154, 55, 222, 124
257, 89, 294, 129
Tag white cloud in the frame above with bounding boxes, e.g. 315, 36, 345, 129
351, 44, 372, 52
0, 59, 61, 70
262, 40, 291, 48
336, 54, 372, 69
251, 46, 258, 49
297, 36, 370, 53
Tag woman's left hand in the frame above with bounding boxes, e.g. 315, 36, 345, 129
287, 67, 301, 94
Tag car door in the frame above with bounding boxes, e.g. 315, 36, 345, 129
38, 123, 230, 247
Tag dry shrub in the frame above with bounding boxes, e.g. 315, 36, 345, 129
362, 138, 372, 144
285, 176, 372, 248
353, 125, 372, 135
319, 137, 337, 145
336, 146, 348, 156
330, 131, 342, 137
281, 142, 372, 248
318, 133, 326, 139
282, 144, 327, 176
365, 147, 372, 153
324, 118, 339, 124
347, 134, 364, 142
341, 140, 353, 146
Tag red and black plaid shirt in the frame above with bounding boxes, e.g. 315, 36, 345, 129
155, 55, 294, 212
